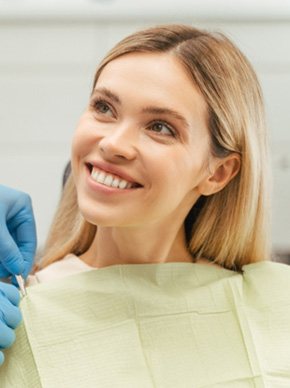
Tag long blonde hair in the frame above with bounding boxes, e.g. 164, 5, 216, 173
39, 24, 271, 272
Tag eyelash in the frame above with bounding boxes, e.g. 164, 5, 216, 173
90, 97, 177, 138
147, 121, 177, 137
91, 98, 115, 117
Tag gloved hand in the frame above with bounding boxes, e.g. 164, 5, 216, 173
0, 185, 37, 279
0, 282, 22, 365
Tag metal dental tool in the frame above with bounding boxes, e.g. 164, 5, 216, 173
15, 275, 27, 297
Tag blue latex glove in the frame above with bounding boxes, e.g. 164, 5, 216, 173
0, 282, 22, 365
0, 185, 37, 279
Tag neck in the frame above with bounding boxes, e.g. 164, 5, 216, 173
80, 221, 193, 268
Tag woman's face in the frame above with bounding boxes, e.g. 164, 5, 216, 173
72, 52, 212, 228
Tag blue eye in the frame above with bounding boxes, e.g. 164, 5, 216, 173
149, 121, 176, 137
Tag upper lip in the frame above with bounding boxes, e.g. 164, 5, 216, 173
87, 160, 142, 186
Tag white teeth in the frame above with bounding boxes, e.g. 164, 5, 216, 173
97, 171, 106, 184
111, 178, 119, 188
92, 170, 99, 180
118, 180, 127, 189
104, 175, 113, 186
90, 167, 135, 190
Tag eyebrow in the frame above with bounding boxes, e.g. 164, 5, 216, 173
92, 87, 190, 129
92, 87, 121, 105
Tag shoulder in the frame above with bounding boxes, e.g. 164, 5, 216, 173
27, 254, 93, 286
242, 260, 290, 284
241, 260, 290, 307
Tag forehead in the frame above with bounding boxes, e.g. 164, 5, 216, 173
95, 52, 208, 119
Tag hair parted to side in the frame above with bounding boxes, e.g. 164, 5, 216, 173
40, 24, 271, 272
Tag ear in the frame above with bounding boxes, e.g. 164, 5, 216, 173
198, 153, 241, 196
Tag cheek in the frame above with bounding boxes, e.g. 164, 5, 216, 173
71, 130, 83, 156
71, 113, 98, 155
71, 126, 93, 160
154, 152, 205, 187
70, 129, 90, 182
145, 160, 194, 206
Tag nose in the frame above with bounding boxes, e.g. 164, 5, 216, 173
98, 123, 138, 162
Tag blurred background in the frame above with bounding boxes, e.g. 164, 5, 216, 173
0, 0, 290, 262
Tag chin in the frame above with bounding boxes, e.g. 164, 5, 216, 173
79, 208, 120, 228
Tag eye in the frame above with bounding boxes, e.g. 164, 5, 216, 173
92, 99, 114, 117
148, 121, 176, 137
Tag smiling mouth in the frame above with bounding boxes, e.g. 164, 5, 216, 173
87, 164, 142, 190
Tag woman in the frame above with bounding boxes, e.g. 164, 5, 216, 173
36, 24, 267, 275
2, 24, 290, 387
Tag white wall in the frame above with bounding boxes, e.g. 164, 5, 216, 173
0, 2, 290, 252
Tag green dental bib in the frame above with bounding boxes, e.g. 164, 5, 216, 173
1, 261, 290, 387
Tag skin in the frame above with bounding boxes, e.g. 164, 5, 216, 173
71, 52, 240, 268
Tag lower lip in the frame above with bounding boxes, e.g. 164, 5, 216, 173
85, 167, 141, 195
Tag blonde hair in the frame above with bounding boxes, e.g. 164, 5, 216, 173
39, 24, 271, 272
